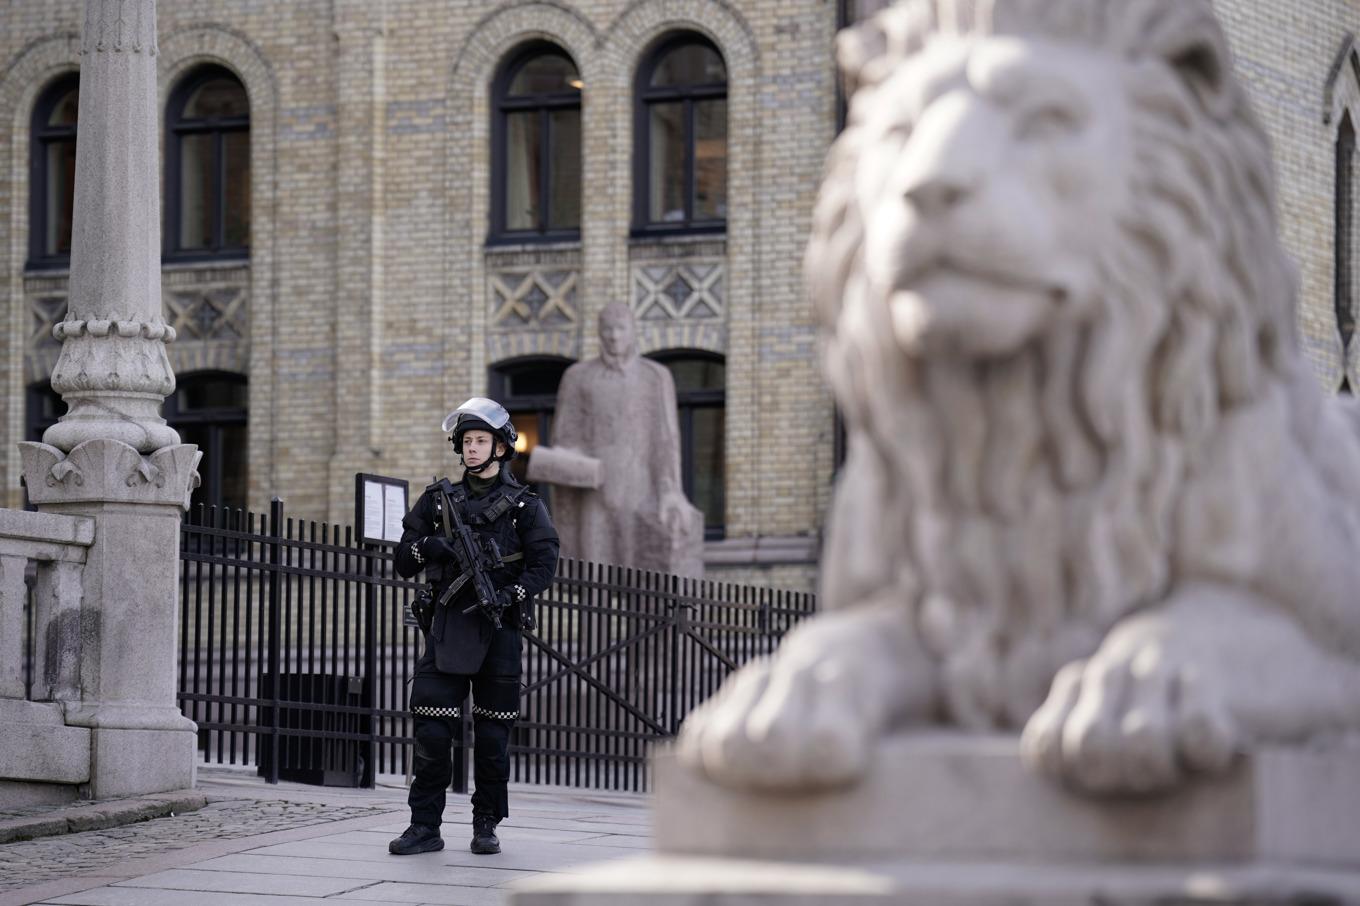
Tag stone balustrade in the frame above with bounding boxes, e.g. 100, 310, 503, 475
0, 508, 94, 805
0, 508, 93, 703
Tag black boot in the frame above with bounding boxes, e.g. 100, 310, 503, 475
470, 815, 500, 854
389, 823, 444, 855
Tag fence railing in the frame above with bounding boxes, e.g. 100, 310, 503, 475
177, 500, 816, 792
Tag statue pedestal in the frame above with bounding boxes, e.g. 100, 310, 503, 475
510, 733, 1360, 905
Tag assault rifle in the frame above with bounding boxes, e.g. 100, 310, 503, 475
432, 480, 510, 629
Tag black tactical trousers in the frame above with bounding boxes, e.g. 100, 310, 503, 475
408, 666, 520, 827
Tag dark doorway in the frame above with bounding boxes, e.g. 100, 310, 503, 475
165, 372, 248, 512
488, 357, 572, 496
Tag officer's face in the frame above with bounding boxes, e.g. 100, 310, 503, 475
462, 430, 498, 467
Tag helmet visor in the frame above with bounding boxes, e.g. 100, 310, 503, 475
441, 397, 511, 434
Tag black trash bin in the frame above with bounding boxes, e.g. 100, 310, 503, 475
257, 672, 369, 787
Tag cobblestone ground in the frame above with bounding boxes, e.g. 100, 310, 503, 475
0, 796, 401, 893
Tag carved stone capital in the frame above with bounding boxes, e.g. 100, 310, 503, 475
20, 440, 201, 510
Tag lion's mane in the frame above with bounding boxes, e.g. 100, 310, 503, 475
808, 0, 1301, 728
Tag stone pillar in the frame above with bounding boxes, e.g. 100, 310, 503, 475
46, 0, 178, 454
18, 0, 201, 799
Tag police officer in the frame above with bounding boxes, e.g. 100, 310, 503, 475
388, 398, 559, 857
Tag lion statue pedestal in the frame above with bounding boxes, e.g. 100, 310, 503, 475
512, 736, 1360, 904
511, 0, 1360, 902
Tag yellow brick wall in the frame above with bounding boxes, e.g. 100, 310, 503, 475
1, 0, 1354, 595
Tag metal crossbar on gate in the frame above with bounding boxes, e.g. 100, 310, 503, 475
177, 500, 816, 792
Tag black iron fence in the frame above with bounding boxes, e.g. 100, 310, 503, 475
177, 500, 816, 792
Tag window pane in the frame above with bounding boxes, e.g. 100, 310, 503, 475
650, 42, 726, 87
45, 139, 76, 256
223, 130, 250, 247
48, 87, 78, 126
506, 111, 542, 230
177, 377, 248, 412
184, 77, 248, 119
548, 108, 581, 230
694, 99, 727, 220
691, 406, 725, 533
648, 102, 686, 223
509, 53, 580, 96
666, 358, 725, 394
504, 362, 569, 398
178, 133, 214, 249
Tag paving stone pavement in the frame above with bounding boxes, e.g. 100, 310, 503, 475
0, 766, 650, 906
0, 799, 400, 893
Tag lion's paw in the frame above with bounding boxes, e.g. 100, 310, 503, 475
676, 652, 874, 791
1020, 631, 1240, 794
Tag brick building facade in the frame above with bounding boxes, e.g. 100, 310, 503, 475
0, 0, 1356, 591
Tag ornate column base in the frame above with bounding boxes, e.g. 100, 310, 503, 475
19, 438, 201, 798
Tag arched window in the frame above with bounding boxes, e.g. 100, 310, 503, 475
1337, 110, 1355, 373
634, 34, 727, 235
28, 74, 79, 269
648, 351, 725, 539
488, 357, 573, 489
165, 372, 248, 511
166, 66, 250, 260
491, 44, 582, 242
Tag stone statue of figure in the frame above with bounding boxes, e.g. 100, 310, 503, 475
528, 302, 704, 577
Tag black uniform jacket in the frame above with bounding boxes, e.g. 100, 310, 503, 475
395, 470, 559, 675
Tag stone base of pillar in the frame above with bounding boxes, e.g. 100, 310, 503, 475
87, 725, 197, 799
0, 780, 80, 809
509, 733, 1360, 906
0, 701, 90, 795
16, 439, 201, 800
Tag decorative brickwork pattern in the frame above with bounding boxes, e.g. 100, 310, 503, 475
633, 260, 725, 321
491, 268, 580, 328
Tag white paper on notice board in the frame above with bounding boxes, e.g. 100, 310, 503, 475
363, 480, 385, 542
383, 484, 406, 542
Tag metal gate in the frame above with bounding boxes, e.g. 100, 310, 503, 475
177, 501, 816, 791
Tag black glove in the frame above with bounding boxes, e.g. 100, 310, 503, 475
495, 584, 534, 631
418, 535, 458, 564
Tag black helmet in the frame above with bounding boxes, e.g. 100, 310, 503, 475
442, 398, 518, 467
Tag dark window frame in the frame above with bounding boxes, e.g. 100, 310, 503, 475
27, 73, 80, 271
489, 42, 583, 246
23, 381, 64, 510
165, 371, 249, 512
1337, 110, 1356, 365
647, 349, 726, 540
632, 32, 728, 238
164, 65, 250, 263
25, 381, 63, 442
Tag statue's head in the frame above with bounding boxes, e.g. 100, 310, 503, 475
598, 302, 638, 368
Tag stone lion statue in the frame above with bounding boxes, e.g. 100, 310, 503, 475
679, 0, 1360, 795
